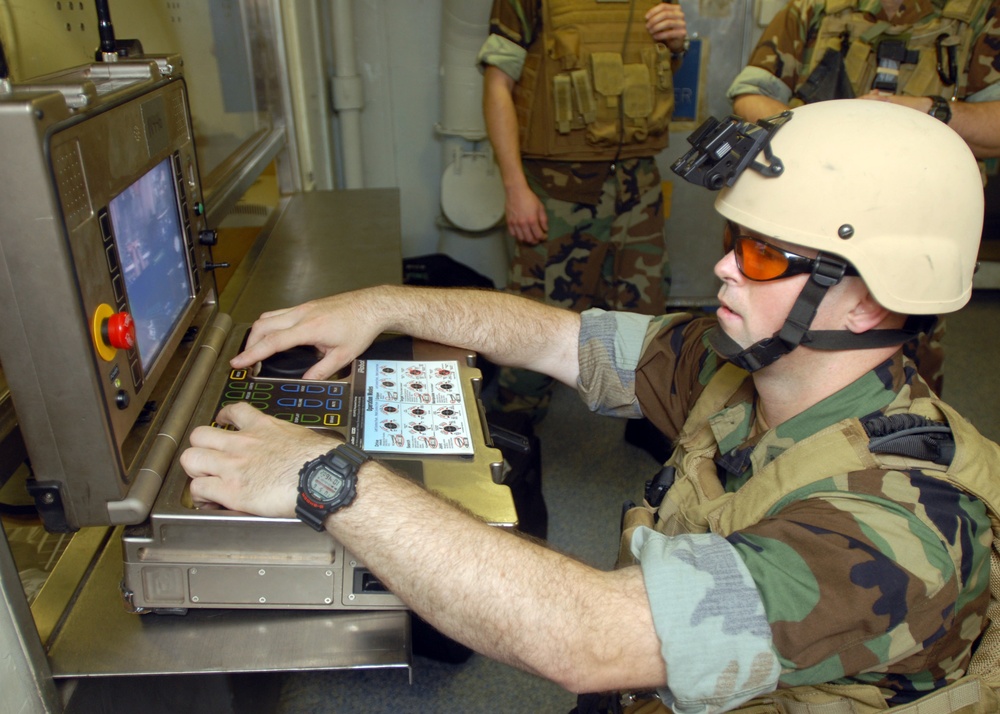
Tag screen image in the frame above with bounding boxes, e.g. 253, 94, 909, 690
107, 158, 193, 372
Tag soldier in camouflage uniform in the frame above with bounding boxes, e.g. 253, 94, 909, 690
478, 0, 688, 418
727, 0, 1000, 148
726, 0, 1000, 396
183, 101, 1000, 713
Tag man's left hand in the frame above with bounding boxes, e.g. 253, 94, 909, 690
182, 401, 337, 518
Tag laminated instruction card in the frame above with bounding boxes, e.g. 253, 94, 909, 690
354, 359, 474, 455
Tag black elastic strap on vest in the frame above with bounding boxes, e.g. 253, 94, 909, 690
862, 413, 955, 466
873, 39, 920, 93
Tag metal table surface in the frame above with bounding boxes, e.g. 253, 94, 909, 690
40, 188, 412, 679
221, 188, 403, 323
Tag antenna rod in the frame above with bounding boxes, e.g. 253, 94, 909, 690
95, 0, 118, 60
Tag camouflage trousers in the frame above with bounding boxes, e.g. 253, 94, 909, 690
509, 156, 669, 313
497, 157, 670, 418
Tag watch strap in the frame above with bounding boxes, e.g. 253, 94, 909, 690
927, 95, 952, 123
295, 499, 330, 532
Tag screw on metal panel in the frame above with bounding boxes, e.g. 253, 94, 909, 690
41, 493, 55, 505
349, 561, 357, 567
259, 597, 266, 603
326, 571, 333, 577
838, 224, 855, 239
324, 598, 332, 604
348, 594, 355, 601
258, 569, 266, 576
190, 568, 198, 574
191, 596, 199, 602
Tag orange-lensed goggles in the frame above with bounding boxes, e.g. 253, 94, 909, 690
723, 221, 857, 282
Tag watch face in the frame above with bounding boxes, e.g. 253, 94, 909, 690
307, 464, 345, 504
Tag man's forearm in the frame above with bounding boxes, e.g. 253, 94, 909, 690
329, 460, 667, 693
949, 99, 1000, 159
732, 93, 790, 122
483, 65, 530, 194
368, 285, 581, 386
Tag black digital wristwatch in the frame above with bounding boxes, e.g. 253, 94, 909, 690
295, 442, 369, 531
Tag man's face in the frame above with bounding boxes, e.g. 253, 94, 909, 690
713, 224, 835, 351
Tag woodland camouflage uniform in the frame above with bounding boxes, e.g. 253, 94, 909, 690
479, 0, 678, 416
577, 309, 999, 712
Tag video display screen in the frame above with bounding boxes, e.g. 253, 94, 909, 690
107, 158, 193, 373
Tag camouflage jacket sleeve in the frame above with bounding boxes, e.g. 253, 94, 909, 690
729, 470, 992, 703
727, 0, 817, 100
631, 528, 782, 712
967, 0, 1000, 95
576, 309, 717, 426
477, 0, 540, 80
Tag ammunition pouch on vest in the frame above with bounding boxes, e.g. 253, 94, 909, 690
792, 0, 988, 105
513, 0, 675, 161
617, 363, 1000, 713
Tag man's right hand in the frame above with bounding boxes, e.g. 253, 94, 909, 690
231, 292, 386, 381
505, 182, 548, 245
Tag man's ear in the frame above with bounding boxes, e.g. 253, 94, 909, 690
845, 290, 894, 334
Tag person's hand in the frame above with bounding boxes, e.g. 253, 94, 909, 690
645, 2, 688, 54
232, 291, 386, 380
182, 402, 338, 517
505, 182, 548, 245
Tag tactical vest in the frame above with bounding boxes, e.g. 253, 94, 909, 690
797, 0, 989, 101
513, 0, 675, 161
619, 363, 1000, 714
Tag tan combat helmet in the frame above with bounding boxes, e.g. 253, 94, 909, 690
672, 99, 984, 372
716, 99, 983, 316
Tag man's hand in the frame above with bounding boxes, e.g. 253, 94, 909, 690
505, 182, 549, 245
232, 292, 387, 380
645, 2, 688, 54
182, 402, 336, 517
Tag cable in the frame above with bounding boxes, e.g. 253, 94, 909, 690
0, 31, 9, 82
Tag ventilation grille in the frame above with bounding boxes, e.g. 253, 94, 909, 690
52, 139, 92, 231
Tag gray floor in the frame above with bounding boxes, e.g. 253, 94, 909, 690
275, 290, 1000, 714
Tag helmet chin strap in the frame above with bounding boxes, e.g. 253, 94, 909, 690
710, 253, 924, 373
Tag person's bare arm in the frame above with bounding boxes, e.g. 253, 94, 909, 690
859, 92, 1000, 159
483, 65, 548, 245
182, 403, 667, 693
732, 93, 790, 122
232, 285, 582, 387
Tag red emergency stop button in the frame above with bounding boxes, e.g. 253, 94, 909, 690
104, 312, 136, 350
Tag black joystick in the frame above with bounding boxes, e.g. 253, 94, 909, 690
257, 346, 322, 379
